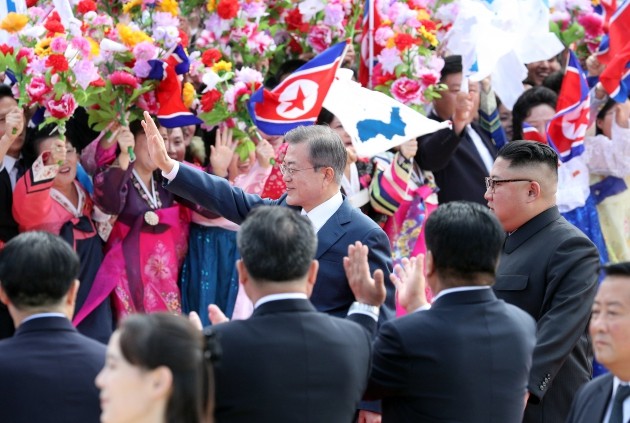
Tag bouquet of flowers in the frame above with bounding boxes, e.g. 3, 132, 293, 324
367, 0, 444, 112
549, 0, 604, 57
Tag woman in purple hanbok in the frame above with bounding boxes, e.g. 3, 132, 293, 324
75, 119, 190, 325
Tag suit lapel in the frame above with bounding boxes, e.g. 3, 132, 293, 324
315, 199, 351, 259
590, 374, 614, 421
504, 207, 561, 254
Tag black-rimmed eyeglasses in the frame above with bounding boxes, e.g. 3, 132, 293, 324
485, 177, 533, 192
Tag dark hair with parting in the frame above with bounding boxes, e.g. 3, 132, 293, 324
497, 140, 558, 176
425, 202, 505, 287
237, 206, 317, 283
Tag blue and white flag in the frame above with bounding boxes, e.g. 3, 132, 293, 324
0, 0, 26, 17
323, 69, 450, 157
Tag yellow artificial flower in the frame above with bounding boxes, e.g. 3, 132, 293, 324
212, 60, 232, 73
182, 82, 195, 109
591, 0, 600, 5
87, 37, 100, 57
35, 38, 52, 57
158, 0, 179, 16
416, 9, 430, 22
117, 23, 153, 48
122, 0, 142, 14
207, 0, 216, 13
0, 12, 28, 33
419, 26, 438, 48
386, 37, 395, 49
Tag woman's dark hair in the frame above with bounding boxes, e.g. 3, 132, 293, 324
316, 107, 335, 125
595, 98, 617, 136
118, 313, 216, 423
511, 86, 558, 141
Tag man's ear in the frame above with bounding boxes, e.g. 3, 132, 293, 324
527, 181, 542, 202
0, 285, 10, 306
323, 167, 335, 184
236, 259, 249, 287
305, 260, 319, 298
425, 251, 435, 278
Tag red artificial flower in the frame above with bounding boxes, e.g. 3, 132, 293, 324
394, 33, 416, 52
77, 0, 97, 14
90, 78, 106, 87
200, 89, 222, 113
16, 47, 33, 63
44, 17, 65, 35
420, 20, 437, 32
216, 0, 240, 20
45, 93, 77, 119
46, 54, 69, 73
109, 71, 138, 88
285, 8, 309, 33
0, 44, 14, 55
287, 37, 303, 54
201, 49, 222, 67
26, 0, 37, 6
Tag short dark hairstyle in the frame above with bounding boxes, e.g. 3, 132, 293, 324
425, 202, 505, 286
602, 262, 630, 277
284, 125, 347, 184
237, 206, 317, 282
441, 55, 463, 80
497, 140, 558, 176
118, 313, 214, 423
511, 86, 557, 141
316, 107, 335, 126
595, 98, 617, 136
0, 231, 79, 308
0, 84, 15, 101
542, 71, 564, 95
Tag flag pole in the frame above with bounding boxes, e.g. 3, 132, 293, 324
368, 0, 374, 89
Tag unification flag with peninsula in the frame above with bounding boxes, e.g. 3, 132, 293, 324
324, 69, 450, 157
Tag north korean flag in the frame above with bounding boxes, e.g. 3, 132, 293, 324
599, 42, 630, 102
546, 51, 590, 163
522, 123, 547, 144
247, 40, 348, 136
595, 0, 630, 65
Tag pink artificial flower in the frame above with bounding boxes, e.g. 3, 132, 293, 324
324, 3, 344, 26
241, 0, 266, 19
71, 36, 91, 57
45, 93, 77, 119
417, 68, 440, 87
133, 41, 157, 61
109, 70, 139, 88
50, 37, 68, 54
26, 76, 52, 103
73, 59, 100, 89
578, 13, 604, 38
375, 27, 395, 47
224, 81, 250, 112
248, 31, 274, 55
235, 67, 264, 85
390, 77, 423, 105
377, 47, 403, 74
307, 24, 333, 53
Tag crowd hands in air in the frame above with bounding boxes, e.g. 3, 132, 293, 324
1, 0, 630, 422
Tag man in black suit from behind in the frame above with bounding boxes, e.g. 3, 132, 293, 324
566, 262, 630, 423
0, 231, 105, 423
206, 206, 380, 423
350, 201, 537, 422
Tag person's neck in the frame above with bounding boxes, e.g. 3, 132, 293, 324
53, 181, 78, 206
303, 188, 340, 213
6, 149, 19, 159
134, 164, 155, 188
10, 306, 70, 327
248, 280, 309, 304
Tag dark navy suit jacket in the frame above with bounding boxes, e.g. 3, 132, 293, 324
0, 316, 106, 423
166, 163, 395, 320
566, 373, 613, 423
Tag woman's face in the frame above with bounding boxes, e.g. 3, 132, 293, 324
524, 104, 556, 139
329, 116, 355, 163
498, 103, 513, 140
95, 331, 156, 423
526, 57, 560, 86
166, 127, 186, 162
37, 137, 77, 188
597, 107, 616, 139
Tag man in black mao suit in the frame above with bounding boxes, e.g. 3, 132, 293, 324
352, 201, 537, 422
415, 55, 497, 205
566, 262, 630, 423
486, 141, 600, 423
0, 232, 105, 423
203, 206, 379, 423
142, 113, 394, 321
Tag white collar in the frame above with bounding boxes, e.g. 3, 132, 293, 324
301, 191, 343, 233
254, 293, 309, 309
21, 312, 67, 324
432, 286, 490, 303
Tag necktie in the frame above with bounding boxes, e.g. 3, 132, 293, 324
610, 384, 630, 423
14, 158, 26, 180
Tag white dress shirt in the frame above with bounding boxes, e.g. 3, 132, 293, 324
414, 286, 491, 312
300, 191, 343, 233
467, 125, 494, 173
2, 155, 19, 190
254, 293, 308, 309
603, 377, 630, 423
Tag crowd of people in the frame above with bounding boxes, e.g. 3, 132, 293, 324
0, 0, 629, 422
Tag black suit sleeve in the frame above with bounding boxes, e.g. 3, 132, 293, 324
415, 127, 464, 172
528, 235, 599, 402
363, 321, 410, 400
